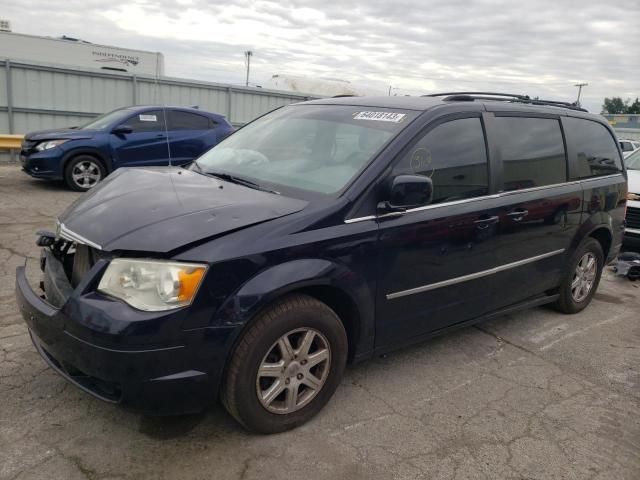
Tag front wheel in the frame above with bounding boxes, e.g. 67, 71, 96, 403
222, 294, 347, 434
64, 155, 105, 191
554, 237, 604, 314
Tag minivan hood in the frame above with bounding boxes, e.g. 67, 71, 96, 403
25, 128, 96, 141
58, 167, 308, 252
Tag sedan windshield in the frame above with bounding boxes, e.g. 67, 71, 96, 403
79, 109, 134, 131
625, 149, 640, 170
193, 105, 417, 195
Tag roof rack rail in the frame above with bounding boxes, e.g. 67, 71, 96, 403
424, 91, 529, 100
423, 91, 588, 112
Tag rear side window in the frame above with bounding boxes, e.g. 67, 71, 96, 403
168, 111, 211, 130
127, 110, 165, 132
564, 117, 622, 178
494, 117, 566, 191
392, 117, 489, 204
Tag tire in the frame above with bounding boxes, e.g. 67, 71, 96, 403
222, 294, 348, 434
554, 237, 604, 314
64, 155, 106, 191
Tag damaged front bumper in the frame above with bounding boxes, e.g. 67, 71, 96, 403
15, 245, 235, 415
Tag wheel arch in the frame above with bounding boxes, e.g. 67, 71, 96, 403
218, 259, 374, 365
569, 216, 614, 262
62, 148, 112, 174
588, 227, 612, 260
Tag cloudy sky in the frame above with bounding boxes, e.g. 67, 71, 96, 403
3, 0, 639, 112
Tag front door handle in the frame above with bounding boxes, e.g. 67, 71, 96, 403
474, 215, 499, 229
507, 209, 529, 222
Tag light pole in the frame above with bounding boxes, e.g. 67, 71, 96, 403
574, 82, 588, 106
245, 51, 253, 87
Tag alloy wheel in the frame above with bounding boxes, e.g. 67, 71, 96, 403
71, 160, 102, 189
571, 252, 597, 302
256, 328, 331, 414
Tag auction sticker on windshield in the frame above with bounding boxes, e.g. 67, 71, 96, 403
353, 111, 406, 123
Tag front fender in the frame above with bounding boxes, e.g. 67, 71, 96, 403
215, 258, 375, 358
62, 146, 113, 173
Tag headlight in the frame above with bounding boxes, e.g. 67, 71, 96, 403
628, 192, 640, 201
35, 139, 69, 151
97, 259, 207, 311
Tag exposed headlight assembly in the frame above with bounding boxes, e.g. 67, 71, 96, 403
35, 139, 69, 151
98, 259, 208, 311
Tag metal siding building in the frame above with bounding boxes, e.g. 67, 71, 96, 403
602, 114, 640, 142
0, 59, 318, 160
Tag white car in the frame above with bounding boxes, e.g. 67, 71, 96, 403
620, 139, 640, 158
624, 149, 640, 246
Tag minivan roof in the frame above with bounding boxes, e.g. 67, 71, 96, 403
301, 95, 594, 117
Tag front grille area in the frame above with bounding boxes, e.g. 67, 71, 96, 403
627, 206, 640, 230
71, 244, 94, 287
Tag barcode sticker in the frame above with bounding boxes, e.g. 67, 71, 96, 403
353, 111, 406, 123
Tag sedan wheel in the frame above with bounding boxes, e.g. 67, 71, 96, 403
71, 160, 102, 189
64, 156, 106, 191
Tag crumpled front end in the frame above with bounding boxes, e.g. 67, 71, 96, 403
15, 232, 236, 415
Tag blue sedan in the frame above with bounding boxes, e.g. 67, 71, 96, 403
20, 106, 234, 191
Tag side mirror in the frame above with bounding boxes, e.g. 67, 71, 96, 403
111, 124, 133, 135
379, 174, 433, 211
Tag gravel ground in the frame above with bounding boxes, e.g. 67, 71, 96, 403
0, 163, 639, 480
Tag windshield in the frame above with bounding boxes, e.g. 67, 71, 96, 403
625, 149, 640, 170
79, 109, 134, 130
193, 104, 417, 195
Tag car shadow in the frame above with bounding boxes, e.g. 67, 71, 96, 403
138, 411, 211, 440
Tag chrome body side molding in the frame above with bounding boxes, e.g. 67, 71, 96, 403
386, 249, 566, 300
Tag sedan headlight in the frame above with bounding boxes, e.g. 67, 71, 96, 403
35, 139, 69, 151
98, 259, 208, 311
627, 192, 640, 201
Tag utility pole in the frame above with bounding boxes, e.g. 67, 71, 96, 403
244, 50, 253, 87
574, 82, 588, 106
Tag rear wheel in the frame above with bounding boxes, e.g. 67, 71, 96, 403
222, 294, 347, 434
554, 237, 604, 314
64, 155, 105, 191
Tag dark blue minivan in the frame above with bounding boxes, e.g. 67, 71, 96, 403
20, 106, 233, 190
16, 94, 627, 433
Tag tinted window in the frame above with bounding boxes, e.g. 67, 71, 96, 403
495, 117, 566, 191
621, 141, 632, 152
127, 110, 165, 133
168, 111, 211, 130
564, 117, 622, 178
393, 117, 489, 203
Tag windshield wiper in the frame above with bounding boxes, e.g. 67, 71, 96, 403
192, 164, 279, 194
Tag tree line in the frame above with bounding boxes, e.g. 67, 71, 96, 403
602, 97, 640, 114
